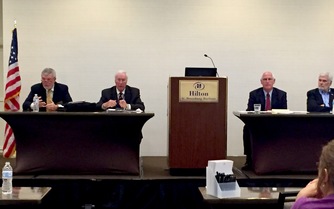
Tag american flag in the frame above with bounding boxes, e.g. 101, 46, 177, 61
3, 27, 21, 158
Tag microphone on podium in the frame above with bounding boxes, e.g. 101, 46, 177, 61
204, 54, 219, 77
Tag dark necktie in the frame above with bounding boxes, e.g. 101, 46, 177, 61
119, 92, 123, 100
265, 93, 271, 111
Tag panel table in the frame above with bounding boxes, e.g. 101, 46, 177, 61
0, 111, 154, 175
233, 111, 334, 174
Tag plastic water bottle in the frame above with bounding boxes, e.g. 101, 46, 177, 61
32, 94, 39, 112
2, 162, 13, 194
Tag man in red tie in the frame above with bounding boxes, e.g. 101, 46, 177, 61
242, 71, 287, 170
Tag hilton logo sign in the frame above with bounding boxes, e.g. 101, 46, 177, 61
179, 80, 219, 103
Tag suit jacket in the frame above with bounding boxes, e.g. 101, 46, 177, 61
96, 85, 145, 111
22, 82, 73, 111
307, 88, 334, 112
246, 87, 287, 111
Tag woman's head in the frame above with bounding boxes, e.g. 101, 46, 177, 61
317, 139, 334, 197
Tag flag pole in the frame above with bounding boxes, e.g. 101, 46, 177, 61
3, 21, 21, 158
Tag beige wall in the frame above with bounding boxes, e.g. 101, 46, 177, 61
2, 0, 334, 156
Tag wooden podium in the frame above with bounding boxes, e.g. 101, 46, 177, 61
168, 77, 227, 175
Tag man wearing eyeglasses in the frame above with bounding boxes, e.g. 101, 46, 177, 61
22, 67, 73, 112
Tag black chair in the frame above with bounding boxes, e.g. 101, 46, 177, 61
278, 191, 299, 209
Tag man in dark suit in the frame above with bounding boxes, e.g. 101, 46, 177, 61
242, 71, 287, 170
97, 70, 145, 111
22, 68, 73, 112
307, 72, 334, 112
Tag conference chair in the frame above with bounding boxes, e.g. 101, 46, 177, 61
278, 190, 299, 209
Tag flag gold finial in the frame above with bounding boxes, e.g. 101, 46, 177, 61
14, 20, 16, 28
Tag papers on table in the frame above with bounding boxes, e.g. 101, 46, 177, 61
271, 109, 293, 114
106, 108, 143, 113
237, 110, 308, 114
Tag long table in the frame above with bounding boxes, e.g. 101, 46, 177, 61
233, 111, 334, 174
0, 111, 154, 175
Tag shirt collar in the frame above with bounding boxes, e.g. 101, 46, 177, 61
117, 89, 125, 95
319, 88, 331, 94
263, 89, 273, 96
45, 86, 54, 92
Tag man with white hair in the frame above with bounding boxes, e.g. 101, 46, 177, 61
22, 67, 72, 112
97, 70, 145, 111
242, 71, 287, 170
307, 72, 334, 112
